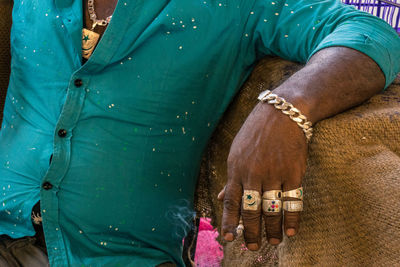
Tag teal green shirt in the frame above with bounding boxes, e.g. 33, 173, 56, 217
1, 0, 399, 266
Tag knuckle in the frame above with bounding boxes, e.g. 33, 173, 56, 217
284, 212, 300, 228
266, 228, 281, 239
243, 224, 259, 235
221, 222, 237, 234
244, 227, 260, 243
265, 216, 283, 238
266, 228, 282, 239
244, 234, 259, 244
265, 216, 282, 229
221, 214, 239, 233
223, 198, 240, 212
241, 210, 261, 221
267, 233, 281, 240
241, 212, 261, 240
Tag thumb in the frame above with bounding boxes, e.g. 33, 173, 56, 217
217, 185, 226, 201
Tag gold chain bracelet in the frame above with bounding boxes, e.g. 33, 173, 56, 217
257, 90, 313, 142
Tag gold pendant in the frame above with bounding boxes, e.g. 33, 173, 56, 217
82, 28, 100, 59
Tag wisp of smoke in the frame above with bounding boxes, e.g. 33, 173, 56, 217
165, 199, 197, 241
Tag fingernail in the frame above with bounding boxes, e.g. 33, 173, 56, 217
247, 243, 259, 250
224, 233, 234, 241
268, 238, 281, 245
286, 228, 296, 236
217, 191, 223, 200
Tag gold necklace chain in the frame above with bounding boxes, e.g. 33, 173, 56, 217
87, 0, 112, 30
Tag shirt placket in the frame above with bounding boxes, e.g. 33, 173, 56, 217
40, 75, 90, 265
40, 0, 85, 265
40, 0, 134, 265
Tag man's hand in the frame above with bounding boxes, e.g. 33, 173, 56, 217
219, 101, 307, 249
218, 46, 386, 250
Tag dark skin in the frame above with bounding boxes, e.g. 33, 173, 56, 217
87, 0, 387, 253
82, 0, 118, 62
219, 47, 385, 250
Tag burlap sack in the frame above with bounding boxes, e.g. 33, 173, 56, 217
196, 56, 400, 266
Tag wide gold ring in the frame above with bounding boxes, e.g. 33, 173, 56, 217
242, 190, 261, 211
283, 201, 303, 212
262, 199, 282, 213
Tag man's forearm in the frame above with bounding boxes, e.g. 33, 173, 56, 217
272, 46, 386, 125
221, 45, 392, 248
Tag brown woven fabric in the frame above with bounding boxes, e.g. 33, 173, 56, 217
278, 75, 400, 266
0, 0, 12, 125
196, 56, 400, 266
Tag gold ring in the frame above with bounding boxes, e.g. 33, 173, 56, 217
282, 187, 303, 200
242, 190, 261, 211
283, 201, 303, 212
262, 199, 282, 213
262, 190, 282, 200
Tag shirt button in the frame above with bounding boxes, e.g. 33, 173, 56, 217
74, 79, 83, 87
58, 129, 67, 137
42, 182, 53, 190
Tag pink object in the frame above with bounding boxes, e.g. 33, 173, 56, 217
198, 217, 214, 231
195, 218, 223, 267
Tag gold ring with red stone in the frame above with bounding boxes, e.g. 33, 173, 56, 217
262, 199, 282, 213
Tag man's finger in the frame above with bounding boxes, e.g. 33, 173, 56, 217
264, 213, 283, 245
241, 186, 262, 250
262, 186, 283, 245
284, 210, 300, 237
221, 182, 242, 242
282, 184, 303, 237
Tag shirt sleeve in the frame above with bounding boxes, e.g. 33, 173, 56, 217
246, 0, 400, 89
